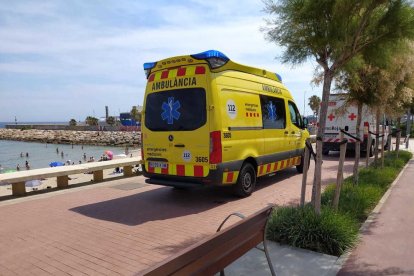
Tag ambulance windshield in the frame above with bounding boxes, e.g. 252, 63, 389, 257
145, 88, 206, 131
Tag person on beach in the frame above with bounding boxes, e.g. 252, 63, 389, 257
61, 151, 64, 158
20, 152, 23, 157
79, 160, 82, 164
26, 152, 29, 157
56, 147, 59, 153
16, 164, 20, 171
83, 153, 87, 160
25, 161, 30, 170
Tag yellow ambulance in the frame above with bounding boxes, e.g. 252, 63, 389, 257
141, 50, 309, 197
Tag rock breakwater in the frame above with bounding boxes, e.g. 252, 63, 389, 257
0, 129, 140, 146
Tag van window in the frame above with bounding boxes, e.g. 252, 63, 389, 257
288, 101, 302, 128
145, 88, 206, 131
260, 96, 286, 129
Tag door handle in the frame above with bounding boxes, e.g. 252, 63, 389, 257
174, 144, 185, 148
291, 131, 295, 134
284, 131, 289, 135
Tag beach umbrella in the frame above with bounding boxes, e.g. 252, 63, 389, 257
25, 180, 42, 187
104, 150, 113, 160
49, 161, 64, 167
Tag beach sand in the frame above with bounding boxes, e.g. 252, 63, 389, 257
0, 150, 141, 197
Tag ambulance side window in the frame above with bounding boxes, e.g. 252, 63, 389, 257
260, 96, 286, 129
288, 101, 302, 128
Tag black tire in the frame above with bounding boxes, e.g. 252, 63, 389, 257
234, 163, 256, 197
369, 141, 374, 157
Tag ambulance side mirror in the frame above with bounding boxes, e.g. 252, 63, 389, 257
302, 117, 309, 129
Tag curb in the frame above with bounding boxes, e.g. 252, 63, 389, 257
333, 156, 413, 271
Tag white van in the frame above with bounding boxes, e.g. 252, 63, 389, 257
322, 94, 387, 155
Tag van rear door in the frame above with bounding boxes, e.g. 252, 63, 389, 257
143, 66, 210, 178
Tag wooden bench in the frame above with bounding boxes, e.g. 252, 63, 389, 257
0, 157, 141, 196
142, 205, 276, 276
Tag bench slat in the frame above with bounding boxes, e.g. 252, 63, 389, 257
143, 205, 274, 276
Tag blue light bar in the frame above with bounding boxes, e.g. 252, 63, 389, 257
143, 62, 156, 70
275, 73, 282, 82
191, 50, 230, 62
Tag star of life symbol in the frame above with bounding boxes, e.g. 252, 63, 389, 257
161, 97, 181, 124
267, 102, 276, 120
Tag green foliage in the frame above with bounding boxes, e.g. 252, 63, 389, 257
69, 119, 77, 127
130, 106, 141, 122
106, 116, 116, 126
85, 116, 98, 126
308, 95, 321, 117
267, 206, 358, 256
267, 150, 412, 256
322, 183, 383, 221
263, 0, 414, 67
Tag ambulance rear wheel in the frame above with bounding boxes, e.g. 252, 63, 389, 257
234, 163, 256, 197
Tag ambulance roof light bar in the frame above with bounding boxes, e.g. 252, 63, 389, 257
275, 73, 282, 82
191, 50, 230, 69
143, 62, 156, 78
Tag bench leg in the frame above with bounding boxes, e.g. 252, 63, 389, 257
123, 165, 133, 177
57, 176, 69, 188
93, 170, 103, 182
263, 239, 276, 276
12, 182, 26, 196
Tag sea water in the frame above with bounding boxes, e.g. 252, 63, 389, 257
0, 140, 134, 172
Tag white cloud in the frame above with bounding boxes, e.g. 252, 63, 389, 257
0, 0, 320, 121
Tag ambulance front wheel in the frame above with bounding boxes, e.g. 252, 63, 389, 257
234, 163, 256, 197
296, 154, 310, 173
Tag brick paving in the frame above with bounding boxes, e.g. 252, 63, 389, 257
0, 154, 354, 275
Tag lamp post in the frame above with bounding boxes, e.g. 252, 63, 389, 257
303, 91, 307, 117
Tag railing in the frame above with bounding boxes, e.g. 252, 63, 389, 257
0, 157, 141, 196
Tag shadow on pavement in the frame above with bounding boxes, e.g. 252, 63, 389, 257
70, 184, 242, 226
70, 167, 303, 226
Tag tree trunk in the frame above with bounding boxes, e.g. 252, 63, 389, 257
312, 69, 333, 215
406, 109, 412, 149
381, 121, 385, 168
374, 109, 380, 167
300, 140, 311, 207
333, 132, 347, 210
353, 103, 362, 185
365, 133, 371, 168
395, 117, 401, 158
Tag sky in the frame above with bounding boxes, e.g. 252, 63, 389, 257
0, 0, 321, 122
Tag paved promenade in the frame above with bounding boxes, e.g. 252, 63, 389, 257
0, 154, 353, 275
339, 157, 414, 275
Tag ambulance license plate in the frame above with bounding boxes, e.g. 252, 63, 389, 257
148, 161, 167, 169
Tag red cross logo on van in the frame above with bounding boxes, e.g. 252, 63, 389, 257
348, 113, 356, 121
328, 113, 335, 121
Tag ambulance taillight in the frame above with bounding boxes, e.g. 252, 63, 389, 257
363, 122, 369, 139
210, 131, 222, 164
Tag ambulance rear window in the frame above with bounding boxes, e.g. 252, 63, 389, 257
145, 88, 206, 131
